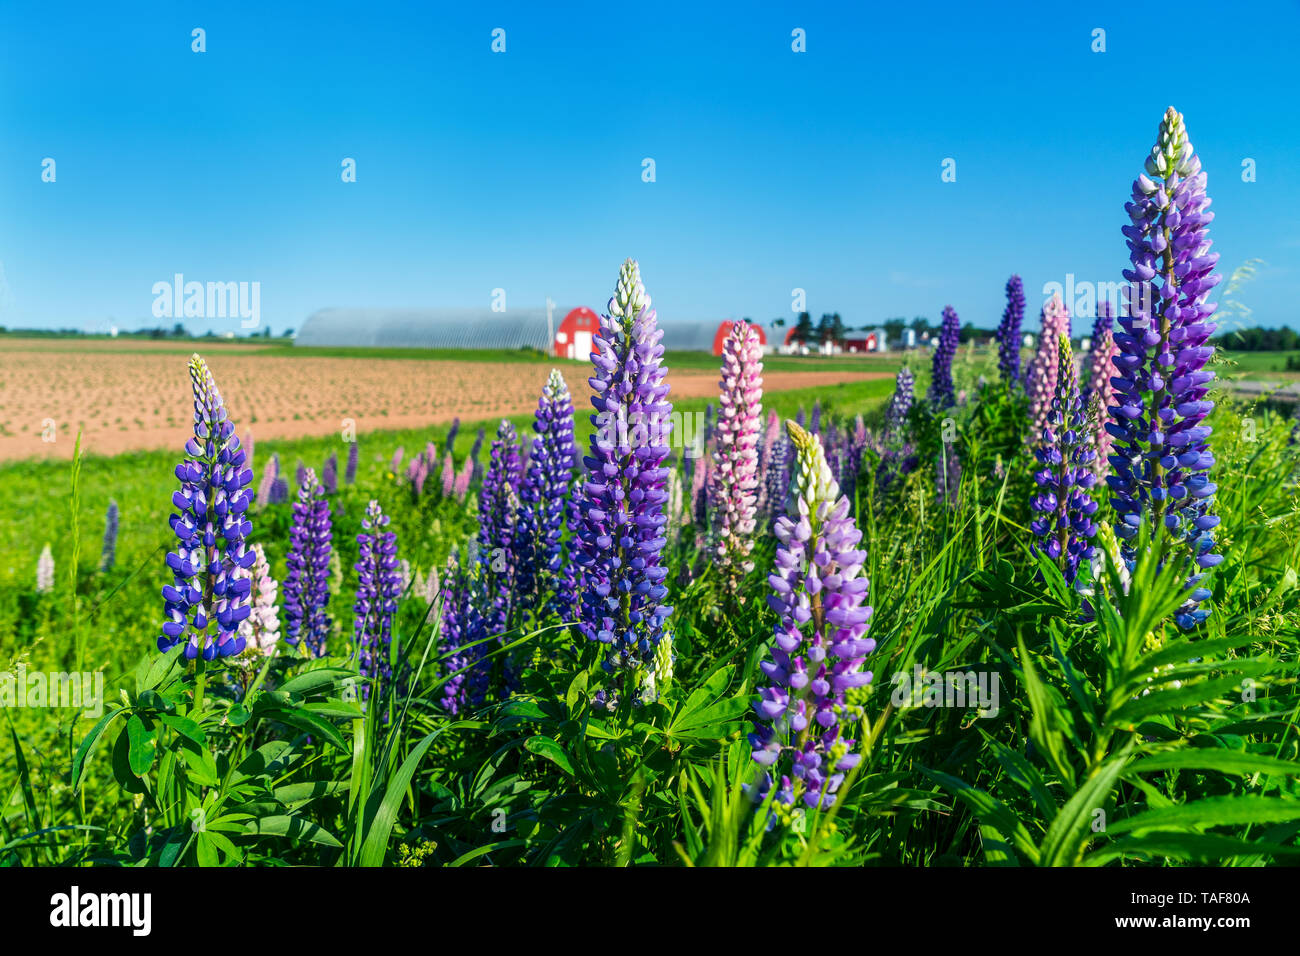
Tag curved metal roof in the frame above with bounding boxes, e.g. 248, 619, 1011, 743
295, 308, 556, 350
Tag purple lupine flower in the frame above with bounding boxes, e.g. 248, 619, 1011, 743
809, 399, 822, 436
469, 427, 486, 484
927, 305, 960, 408
283, 467, 333, 656
516, 369, 578, 618
1027, 293, 1072, 442
751, 421, 873, 809
437, 554, 487, 714
936, 444, 961, 508
345, 440, 359, 485
477, 419, 523, 627
295, 459, 307, 488
754, 410, 782, 521
446, 417, 461, 452
692, 456, 712, 528
100, 498, 119, 573
710, 319, 764, 594
996, 275, 1026, 386
575, 258, 674, 679
354, 499, 401, 694
237, 542, 281, 658
158, 354, 255, 660
884, 366, 914, 445
763, 431, 792, 527
1030, 337, 1099, 585
321, 452, 338, 495
1083, 301, 1118, 485
441, 452, 455, 498
244, 430, 255, 479
256, 452, 279, 509
1110, 107, 1221, 629
269, 476, 289, 505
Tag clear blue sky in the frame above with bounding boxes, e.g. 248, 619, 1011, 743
1, 0, 1296, 336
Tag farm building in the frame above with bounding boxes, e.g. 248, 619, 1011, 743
296, 308, 766, 358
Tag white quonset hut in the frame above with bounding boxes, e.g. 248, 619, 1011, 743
295, 308, 560, 351
295, 308, 768, 358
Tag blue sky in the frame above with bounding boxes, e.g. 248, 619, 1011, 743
1, 0, 1297, 336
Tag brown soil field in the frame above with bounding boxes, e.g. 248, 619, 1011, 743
0, 339, 887, 461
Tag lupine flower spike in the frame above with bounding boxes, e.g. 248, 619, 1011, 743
1083, 301, 1118, 485
283, 467, 334, 656
1029, 336, 1099, 585
1109, 107, 1221, 629
710, 319, 764, 596
996, 275, 1026, 386
237, 543, 281, 658
516, 370, 578, 617
100, 499, 120, 573
354, 499, 401, 695
1027, 293, 1072, 442
576, 259, 674, 683
751, 421, 873, 810
158, 355, 254, 660
927, 306, 960, 408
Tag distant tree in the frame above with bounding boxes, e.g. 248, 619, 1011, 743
172, 322, 187, 337
793, 312, 814, 344
771, 317, 786, 328
283, 328, 295, 338
883, 318, 907, 343
910, 316, 931, 335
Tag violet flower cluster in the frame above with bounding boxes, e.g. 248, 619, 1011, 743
100, 499, 119, 573
437, 555, 489, 714
996, 275, 1026, 386
884, 366, 914, 445
477, 419, 523, 630
515, 369, 578, 618
158, 355, 255, 660
283, 467, 333, 656
1109, 107, 1221, 628
710, 319, 764, 595
1029, 336, 1099, 585
354, 499, 401, 693
345, 441, 359, 485
927, 306, 961, 408
751, 421, 873, 809
575, 258, 674, 678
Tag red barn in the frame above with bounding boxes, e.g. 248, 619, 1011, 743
553, 306, 601, 359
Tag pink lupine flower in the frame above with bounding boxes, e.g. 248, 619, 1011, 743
1026, 293, 1072, 443
237, 542, 281, 657
709, 319, 764, 595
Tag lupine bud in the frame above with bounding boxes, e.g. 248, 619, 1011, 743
751, 421, 873, 809
158, 354, 254, 660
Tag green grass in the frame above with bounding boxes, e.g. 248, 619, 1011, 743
2, 349, 1298, 868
